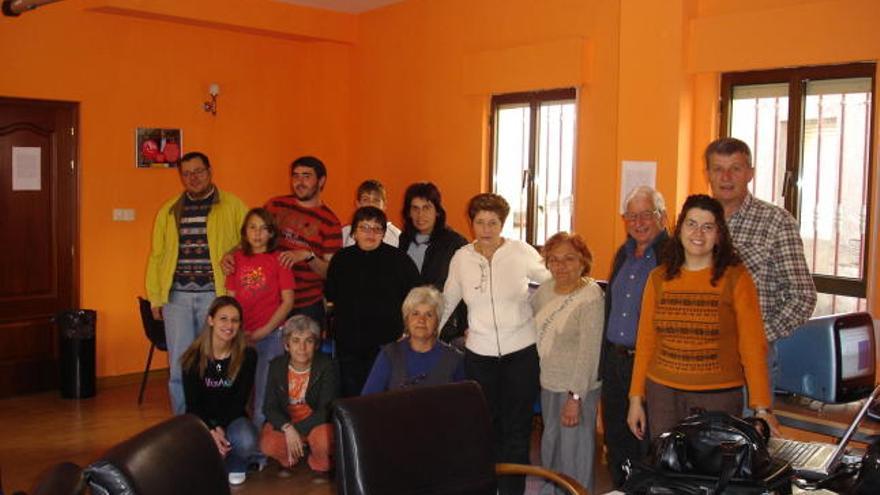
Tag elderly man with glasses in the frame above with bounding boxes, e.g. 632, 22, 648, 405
599, 185, 669, 488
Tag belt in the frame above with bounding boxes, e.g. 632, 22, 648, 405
606, 341, 635, 357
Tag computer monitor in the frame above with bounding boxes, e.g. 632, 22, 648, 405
775, 312, 876, 404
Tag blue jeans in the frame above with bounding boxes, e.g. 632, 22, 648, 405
252, 328, 285, 428
163, 290, 215, 415
224, 417, 259, 473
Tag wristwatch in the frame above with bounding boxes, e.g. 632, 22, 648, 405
568, 391, 581, 401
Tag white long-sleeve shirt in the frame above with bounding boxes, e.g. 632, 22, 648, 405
441, 240, 551, 357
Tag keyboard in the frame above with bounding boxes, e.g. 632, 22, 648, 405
768, 438, 836, 472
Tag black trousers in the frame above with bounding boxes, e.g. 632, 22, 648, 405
600, 343, 651, 488
338, 348, 379, 398
465, 345, 539, 495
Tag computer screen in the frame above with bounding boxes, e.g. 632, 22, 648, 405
840, 324, 874, 381
776, 312, 876, 403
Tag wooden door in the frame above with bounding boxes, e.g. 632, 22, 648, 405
0, 97, 78, 397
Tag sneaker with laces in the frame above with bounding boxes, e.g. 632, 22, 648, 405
228, 472, 246, 485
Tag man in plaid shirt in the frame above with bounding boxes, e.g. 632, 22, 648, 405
704, 137, 817, 345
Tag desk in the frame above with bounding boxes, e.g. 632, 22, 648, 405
774, 393, 880, 444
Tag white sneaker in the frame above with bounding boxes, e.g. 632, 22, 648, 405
228, 472, 246, 485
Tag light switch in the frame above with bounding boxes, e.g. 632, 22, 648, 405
112, 208, 136, 222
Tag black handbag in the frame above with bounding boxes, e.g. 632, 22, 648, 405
623, 411, 793, 495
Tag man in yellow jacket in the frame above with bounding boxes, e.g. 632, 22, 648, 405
146, 151, 247, 414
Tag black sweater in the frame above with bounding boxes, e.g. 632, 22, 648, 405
183, 347, 257, 429
325, 243, 420, 356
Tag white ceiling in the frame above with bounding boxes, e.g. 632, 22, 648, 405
273, 0, 403, 14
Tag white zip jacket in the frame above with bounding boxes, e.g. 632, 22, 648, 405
441, 239, 551, 357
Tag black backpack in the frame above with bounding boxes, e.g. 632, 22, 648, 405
623, 411, 793, 495
855, 436, 880, 494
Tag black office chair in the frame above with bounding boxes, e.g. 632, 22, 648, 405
333, 381, 588, 495
85, 414, 229, 495
136, 297, 167, 405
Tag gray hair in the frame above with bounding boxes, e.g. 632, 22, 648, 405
704, 137, 753, 169
281, 314, 321, 341
623, 185, 666, 215
402, 286, 444, 333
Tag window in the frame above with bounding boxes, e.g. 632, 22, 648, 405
721, 63, 876, 316
490, 88, 577, 245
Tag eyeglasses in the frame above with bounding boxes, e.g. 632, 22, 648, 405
180, 167, 208, 179
622, 210, 659, 222
682, 219, 718, 234
357, 224, 385, 235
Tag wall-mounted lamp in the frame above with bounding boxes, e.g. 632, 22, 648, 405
2, 0, 64, 17
203, 83, 220, 116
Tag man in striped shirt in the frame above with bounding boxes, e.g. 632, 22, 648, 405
264, 156, 342, 325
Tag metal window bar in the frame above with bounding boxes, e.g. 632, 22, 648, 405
750, 99, 759, 197
771, 97, 781, 201
520, 106, 530, 242
832, 94, 846, 280
808, 94, 824, 274
858, 93, 871, 281
556, 104, 563, 238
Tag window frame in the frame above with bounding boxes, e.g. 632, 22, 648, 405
719, 62, 877, 299
488, 87, 577, 246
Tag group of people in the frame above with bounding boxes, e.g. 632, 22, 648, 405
145, 136, 817, 493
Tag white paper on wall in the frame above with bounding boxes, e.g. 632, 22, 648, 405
620, 160, 656, 213
12, 146, 42, 191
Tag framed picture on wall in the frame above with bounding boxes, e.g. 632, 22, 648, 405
135, 128, 182, 168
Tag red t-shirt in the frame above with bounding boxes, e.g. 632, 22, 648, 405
264, 196, 342, 309
225, 251, 295, 333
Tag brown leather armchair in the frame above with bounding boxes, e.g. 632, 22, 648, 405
333, 381, 588, 495
23, 415, 227, 495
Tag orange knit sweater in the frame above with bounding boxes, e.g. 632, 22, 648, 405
629, 264, 772, 408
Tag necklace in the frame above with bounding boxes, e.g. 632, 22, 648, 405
475, 239, 502, 260
554, 277, 587, 295
289, 363, 311, 374
537, 286, 583, 344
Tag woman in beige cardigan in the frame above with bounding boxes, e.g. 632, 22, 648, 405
531, 232, 604, 494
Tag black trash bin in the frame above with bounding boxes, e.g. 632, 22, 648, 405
56, 309, 97, 399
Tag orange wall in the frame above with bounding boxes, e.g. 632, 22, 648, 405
351, 0, 623, 275
0, 0, 355, 377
